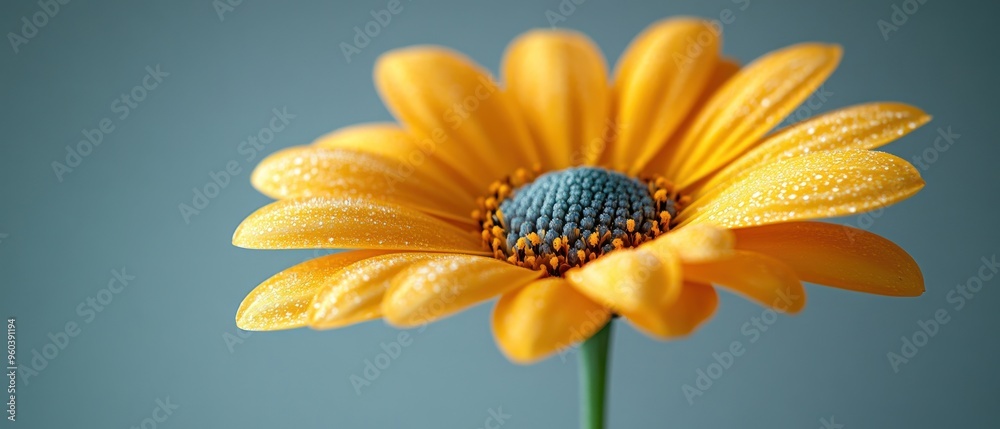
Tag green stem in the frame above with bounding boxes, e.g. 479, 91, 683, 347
579, 320, 613, 429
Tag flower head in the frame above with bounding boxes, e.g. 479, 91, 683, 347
233, 18, 926, 363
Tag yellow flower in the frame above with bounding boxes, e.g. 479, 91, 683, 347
232, 18, 927, 364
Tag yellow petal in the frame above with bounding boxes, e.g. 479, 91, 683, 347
236, 250, 387, 331
313, 122, 418, 162
609, 18, 720, 174
645, 224, 735, 263
565, 247, 682, 314
382, 254, 543, 327
232, 197, 485, 253
311, 123, 473, 197
375, 47, 537, 190
682, 149, 924, 228
624, 282, 718, 339
640, 57, 741, 176
503, 29, 609, 169
251, 146, 473, 223
492, 278, 611, 363
699, 103, 931, 196
310, 252, 449, 329
733, 222, 924, 296
701, 57, 742, 97
684, 250, 806, 313
666, 43, 842, 188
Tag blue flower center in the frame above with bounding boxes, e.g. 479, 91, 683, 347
475, 167, 681, 276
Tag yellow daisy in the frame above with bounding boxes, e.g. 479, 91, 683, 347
232, 18, 926, 367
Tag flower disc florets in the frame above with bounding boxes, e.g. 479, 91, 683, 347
474, 166, 686, 276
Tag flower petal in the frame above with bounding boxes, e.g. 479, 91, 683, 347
683, 56, 741, 109
375, 47, 537, 190
624, 281, 718, 339
666, 43, 842, 188
312, 122, 419, 163
502, 29, 609, 169
232, 197, 486, 253
682, 149, 924, 228
733, 222, 924, 296
311, 122, 473, 196
492, 278, 611, 363
565, 247, 682, 314
640, 57, 741, 175
683, 250, 806, 313
309, 252, 446, 329
646, 224, 735, 263
382, 254, 543, 327
699, 102, 931, 196
609, 18, 720, 174
236, 250, 388, 331
251, 146, 473, 223
701, 57, 742, 98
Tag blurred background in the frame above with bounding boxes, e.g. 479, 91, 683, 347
2, 0, 998, 427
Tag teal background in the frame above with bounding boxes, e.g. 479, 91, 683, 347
2, 0, 998, 427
